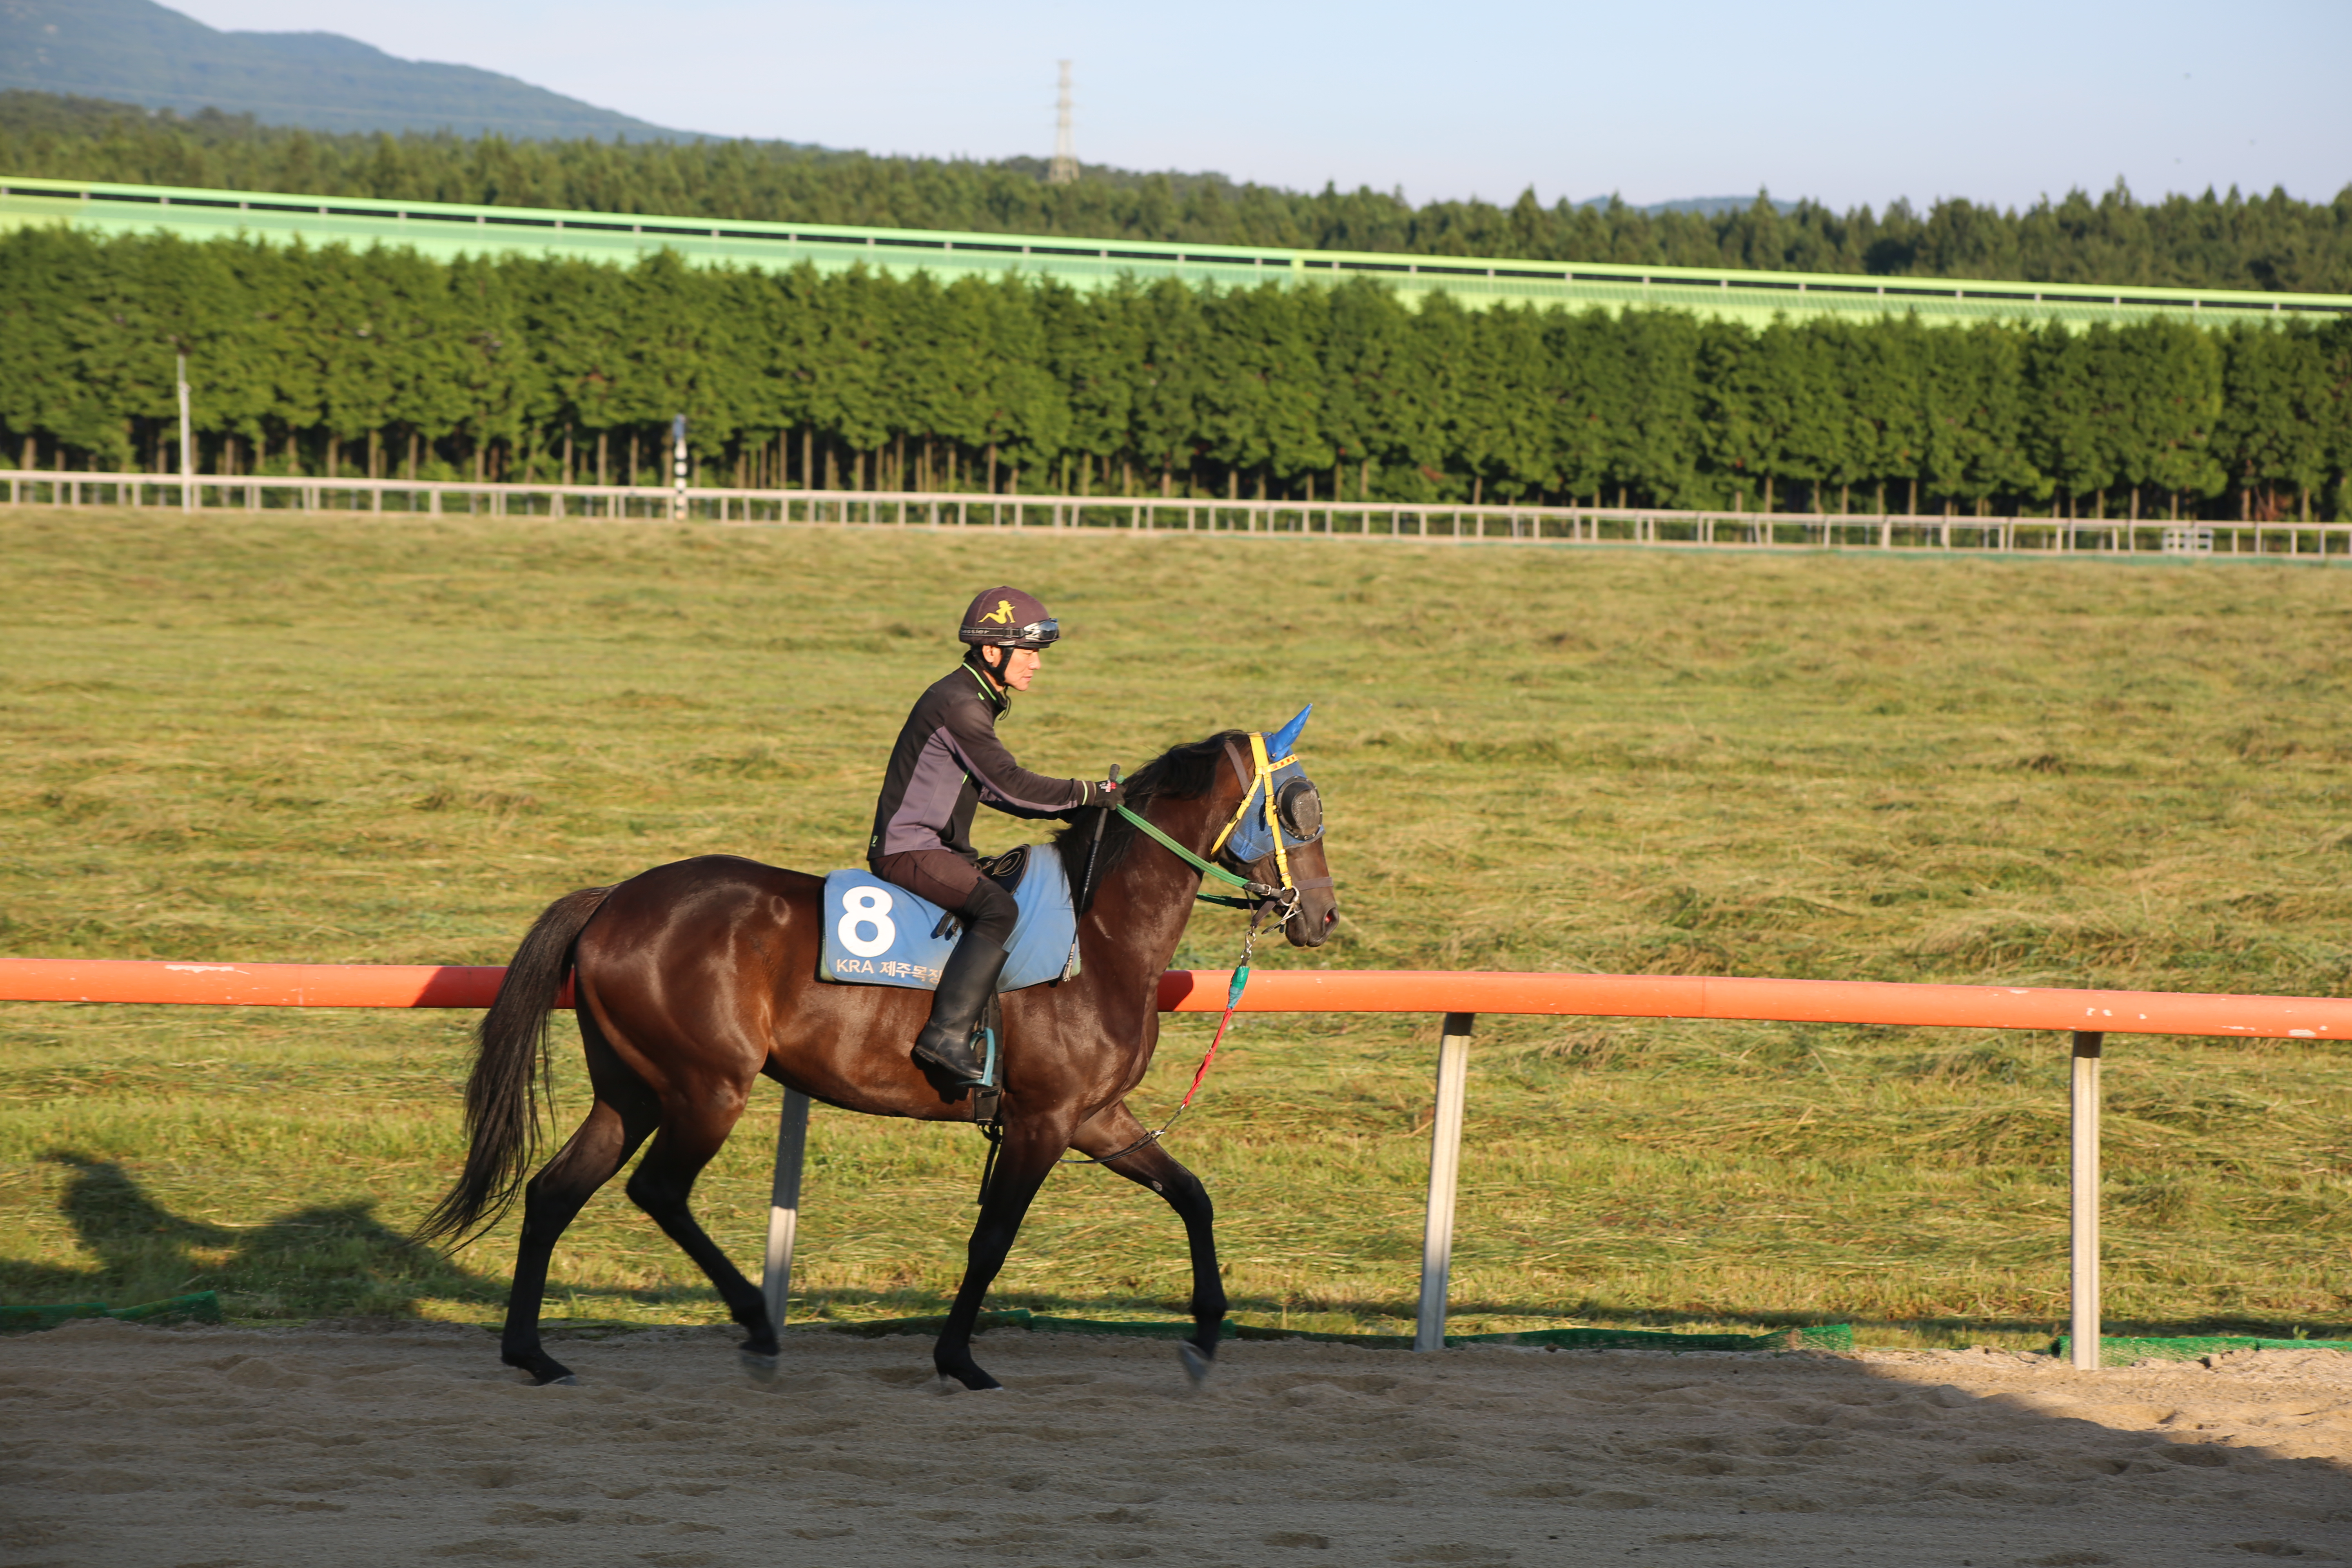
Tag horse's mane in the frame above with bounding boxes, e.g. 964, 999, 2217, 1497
1052, 730, 1244, 914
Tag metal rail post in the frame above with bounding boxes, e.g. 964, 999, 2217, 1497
1414, 1012, 1475, 1352
761, 1088, 812, 1333
2070, 1031, 2103, 1370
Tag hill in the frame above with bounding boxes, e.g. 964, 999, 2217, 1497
1609, 195, 1795, 218
0, 0, 696, 141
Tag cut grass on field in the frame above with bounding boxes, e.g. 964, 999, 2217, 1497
2, 509, 2349, 1351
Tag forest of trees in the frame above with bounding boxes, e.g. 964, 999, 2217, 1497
6, 91, 2351, 295
7, 227, 2347, 521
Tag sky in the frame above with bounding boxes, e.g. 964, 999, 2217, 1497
168, 0, 2350, 213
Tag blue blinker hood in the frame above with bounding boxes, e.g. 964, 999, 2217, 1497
1224, 706, 1322, 863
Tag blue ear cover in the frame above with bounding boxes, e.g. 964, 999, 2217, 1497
1223, 706, 1320, 865
1266, 704, 1312, 758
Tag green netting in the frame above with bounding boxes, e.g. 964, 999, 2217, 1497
805, 1310, 1236, 1341
2053, 1334, 2352, 1367
1457, 1323, 1850, 1352
793, 1309, 1849, 1353
0, 1291, 223, 1333
1231, 1322, 1853, 1352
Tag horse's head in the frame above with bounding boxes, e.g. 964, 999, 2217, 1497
1064, 711, 1341, 949
1211, 706, 1339, 949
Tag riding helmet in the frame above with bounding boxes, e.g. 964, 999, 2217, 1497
958, 586, 1060, 649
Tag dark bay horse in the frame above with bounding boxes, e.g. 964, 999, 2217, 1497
416, 728, 1339, 1390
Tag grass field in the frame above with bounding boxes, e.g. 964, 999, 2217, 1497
3, 508, 2349, 1350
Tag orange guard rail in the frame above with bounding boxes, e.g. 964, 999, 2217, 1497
0, 958, 2344, 1040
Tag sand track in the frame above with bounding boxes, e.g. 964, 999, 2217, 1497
5, 1319, 2350, 1566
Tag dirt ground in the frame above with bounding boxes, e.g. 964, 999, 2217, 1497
4, 1318, 2349, 1567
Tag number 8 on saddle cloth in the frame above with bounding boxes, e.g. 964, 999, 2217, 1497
818, 843, 1079, 993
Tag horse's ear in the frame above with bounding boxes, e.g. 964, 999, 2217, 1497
1267, 705, 1312, 756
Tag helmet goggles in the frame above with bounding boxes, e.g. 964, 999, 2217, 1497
960, 617, 1060, 649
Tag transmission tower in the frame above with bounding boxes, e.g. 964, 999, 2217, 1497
1048, 60, 1077, 185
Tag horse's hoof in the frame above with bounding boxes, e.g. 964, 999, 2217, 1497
1179, 1341, 1214, 1388
739, 1350, 780, 1382
937, 1368, 1004, 1393
934, 1375, 1000, 1396
543, 1373, 581, 1387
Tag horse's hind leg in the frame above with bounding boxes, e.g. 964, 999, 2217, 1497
1076, 1106, 1228, 1384
934, 1117, 1070, 1392
503, 1091, 655, 1385
624, 1097, 775, 1372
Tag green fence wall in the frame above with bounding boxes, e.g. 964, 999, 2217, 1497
5, 175, 2347, 332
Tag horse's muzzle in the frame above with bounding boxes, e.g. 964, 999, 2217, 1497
1286, 899, 1338, 948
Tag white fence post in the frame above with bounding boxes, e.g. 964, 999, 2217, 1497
2070, 1031, 2103, 1370
762, 1088, 812, 1333
176, 353, 194, 514
1414, 1012, 1475, 1352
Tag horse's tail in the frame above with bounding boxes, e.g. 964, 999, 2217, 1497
414, 884, 615, 1248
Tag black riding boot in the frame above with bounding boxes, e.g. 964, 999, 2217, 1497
911, 931, 1009, 1085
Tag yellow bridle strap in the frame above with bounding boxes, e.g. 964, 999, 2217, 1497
1206, 738, 1253, 858
1250, 731, 1294, 894
1203, 738, 1304, 892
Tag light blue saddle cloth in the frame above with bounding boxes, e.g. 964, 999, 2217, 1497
818, 844, 1077, 992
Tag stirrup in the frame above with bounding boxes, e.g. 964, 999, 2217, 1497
913, 1023, 990, 1086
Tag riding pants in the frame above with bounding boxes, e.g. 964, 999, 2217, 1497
870, 849, 1018, 951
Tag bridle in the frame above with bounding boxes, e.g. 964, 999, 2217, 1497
1112, 731, 1329, 924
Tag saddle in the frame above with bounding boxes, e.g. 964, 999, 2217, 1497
817, 843, 1077, 995
931, 846, 1031, 939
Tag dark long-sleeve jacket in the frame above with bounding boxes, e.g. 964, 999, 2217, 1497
866, 663, 1085, 862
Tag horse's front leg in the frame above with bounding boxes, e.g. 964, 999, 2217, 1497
934, 1114, 1071, 1391
1073, 1102, 1227, 1385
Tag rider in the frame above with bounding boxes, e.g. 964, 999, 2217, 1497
868, 587, 1118, 1084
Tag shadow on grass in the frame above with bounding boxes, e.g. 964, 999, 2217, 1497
12, 1152, 728, 1323
0, 1151, 493, 1317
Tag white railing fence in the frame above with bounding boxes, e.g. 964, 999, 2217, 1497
7, 470, 2349, 560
